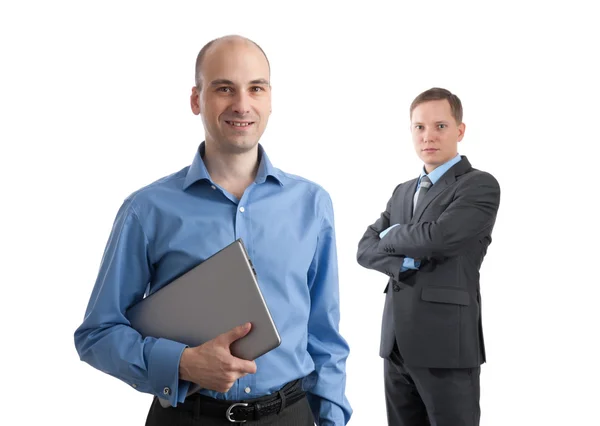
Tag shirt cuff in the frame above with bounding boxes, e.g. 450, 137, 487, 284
400, 257, 420, 273
148, 338, 191, 407
314, 399, 348, 426
379, 223, 400, 239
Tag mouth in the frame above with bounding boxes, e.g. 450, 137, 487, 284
422, 148, 439, 152
225, 120, 255, 129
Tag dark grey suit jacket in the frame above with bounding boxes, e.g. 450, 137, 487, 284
357, 156, 500, 369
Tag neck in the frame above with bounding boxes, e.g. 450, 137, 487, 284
424, 164, 438, 174
203, 142, 260, 197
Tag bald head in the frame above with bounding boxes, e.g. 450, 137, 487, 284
194, 35, 270, 89
189, 35, 272, 154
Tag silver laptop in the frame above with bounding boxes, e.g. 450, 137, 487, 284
127, 239, 281, 403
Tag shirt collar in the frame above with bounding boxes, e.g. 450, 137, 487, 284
183, 142, 283, 190
419, 153, 462, 186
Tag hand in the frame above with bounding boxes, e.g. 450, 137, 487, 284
179, 322, 257, 393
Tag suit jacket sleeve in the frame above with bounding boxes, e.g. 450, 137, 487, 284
378, 172, 500, 258
356, 185, 407, 280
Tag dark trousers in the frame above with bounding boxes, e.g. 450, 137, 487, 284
146, 393, 315, 426
385, 342, 481, 426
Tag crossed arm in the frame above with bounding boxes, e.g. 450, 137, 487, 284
357, 173, 500, 277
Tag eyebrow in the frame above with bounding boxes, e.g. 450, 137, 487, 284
250, 79, 270, 85
412, 121, 449, 125
210, 78, 270, 86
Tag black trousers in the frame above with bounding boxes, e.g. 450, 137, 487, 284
384, 342, 481, 426
146, 393, 315, 426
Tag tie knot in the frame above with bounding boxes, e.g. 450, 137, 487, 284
420, 175, 432, 189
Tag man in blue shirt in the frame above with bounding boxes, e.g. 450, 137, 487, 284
357, 88, 501, 426
74, 35, 352, 426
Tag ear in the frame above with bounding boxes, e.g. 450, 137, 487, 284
190, 86, 201, 116
457, 122, 466, 142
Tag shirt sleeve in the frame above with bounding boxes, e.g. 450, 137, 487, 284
305, 192, 352, 425
74, 199, 190, 407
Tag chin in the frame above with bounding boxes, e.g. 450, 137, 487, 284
221, 138, 259, 154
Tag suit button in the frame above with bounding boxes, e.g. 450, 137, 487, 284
393, 284, 400, 292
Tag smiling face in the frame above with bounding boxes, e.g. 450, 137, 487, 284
190, 37, 272, 154
411, 99, 465, 173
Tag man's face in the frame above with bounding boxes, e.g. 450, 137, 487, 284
411, 99, 465, 173
191, 39, 271, 154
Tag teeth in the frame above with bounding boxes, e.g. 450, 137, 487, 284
229, 121, 251, 127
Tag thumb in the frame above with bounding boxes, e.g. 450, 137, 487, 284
220, 322, 252, 345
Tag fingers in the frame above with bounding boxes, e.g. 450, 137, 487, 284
219, 322, 252, 345
235, 359, 257, 375
220, 356, 257, 378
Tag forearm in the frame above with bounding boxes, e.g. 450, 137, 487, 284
378, 220, 486, 258
75, 322, 190, 406
357, 228, 408, 278
306, 327, 352, 425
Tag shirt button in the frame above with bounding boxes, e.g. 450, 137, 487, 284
132, 384, 137, 389
244, 387, 251, 394
239, 207, 245, 213
211, 185, 216, 190
163, 387, 171, 395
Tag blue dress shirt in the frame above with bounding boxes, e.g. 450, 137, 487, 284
380, 153, 462, 272
74, 143, 352, 425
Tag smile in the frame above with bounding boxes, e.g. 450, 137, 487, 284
226, 121, 254, 128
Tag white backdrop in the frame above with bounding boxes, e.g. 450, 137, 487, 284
1, 1, 599, 425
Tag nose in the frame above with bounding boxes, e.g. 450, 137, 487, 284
231, 91, 251, 115
422, 128, 436, 144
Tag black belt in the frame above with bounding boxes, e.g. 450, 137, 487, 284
177, 379, 305, 423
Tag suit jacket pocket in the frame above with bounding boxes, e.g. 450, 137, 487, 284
421, 287, 470, 306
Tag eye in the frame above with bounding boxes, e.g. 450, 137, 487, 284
437, 123, 447, 129
217, 87, 233, 93
414, 125, 424, 130
250, 86, 265, 92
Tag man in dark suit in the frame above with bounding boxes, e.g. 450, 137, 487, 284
357, 88, 501, 426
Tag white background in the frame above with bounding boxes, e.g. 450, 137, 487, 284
1, 1, 599, 425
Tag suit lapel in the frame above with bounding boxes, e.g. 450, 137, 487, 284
401, 178, 419, 224
412, 175, 453, 221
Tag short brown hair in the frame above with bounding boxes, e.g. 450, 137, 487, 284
410, 88, 463, 124
194, 35, 271, 89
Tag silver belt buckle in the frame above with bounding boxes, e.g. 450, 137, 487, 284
226, 402, 249, 423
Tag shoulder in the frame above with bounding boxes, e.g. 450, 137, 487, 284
461, 168, 500, 189
123, 166, 189, 212
274, 169, 335, 216
276, 169, 332, 200
391, 176, 419, 197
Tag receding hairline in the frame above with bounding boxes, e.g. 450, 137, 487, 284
194, 35, 271, 88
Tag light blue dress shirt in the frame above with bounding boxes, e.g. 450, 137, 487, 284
380, 153, 462, 272
74, 143, 352, 425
